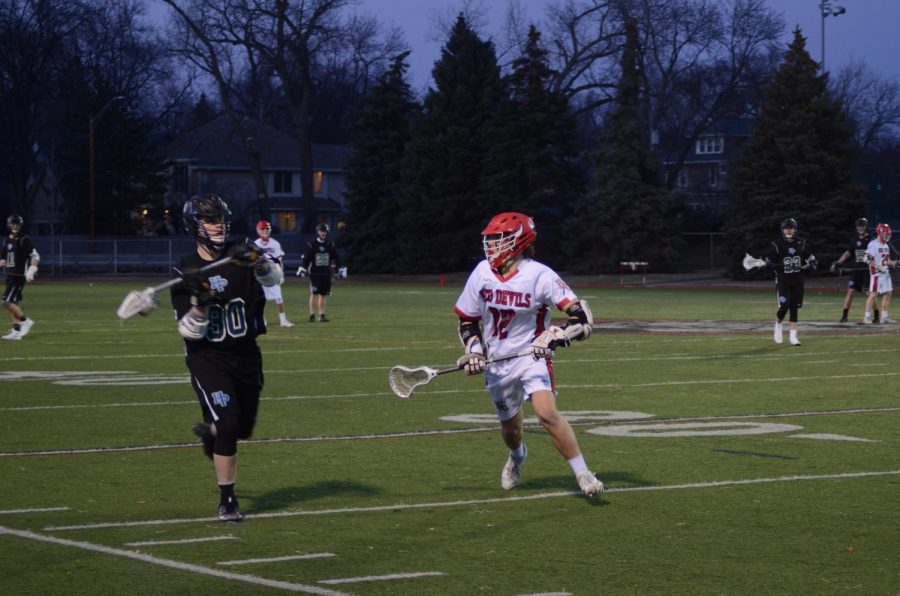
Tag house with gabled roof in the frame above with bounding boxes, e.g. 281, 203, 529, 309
164, 115, 349, 236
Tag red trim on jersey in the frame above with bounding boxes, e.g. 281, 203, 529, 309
547, 358, 556, 392
454, 306, 481, 321
534, 304, 549, 338
558, 297, 576, 311
492, 267, 520, 283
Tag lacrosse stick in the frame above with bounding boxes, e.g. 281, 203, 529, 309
116, 256, 234, 320
389, 349, 533, 399
742, 253, 766, 271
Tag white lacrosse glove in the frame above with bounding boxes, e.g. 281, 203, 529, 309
296, 266, 307, 277
25, 265, 38, 282
531, 326, 569, 360
456, 337, 486, 375
337, 266, 348, 279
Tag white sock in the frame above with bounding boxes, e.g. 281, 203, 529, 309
789, 330, 798, 340
567, 454, 588, 474
279, 313, 287, 322
882, 311, 888, 320
510, 443, 526, 461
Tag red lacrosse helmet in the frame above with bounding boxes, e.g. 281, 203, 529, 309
481, 212, 537, 271
876, 222, 892, 242
256, 220, 272, 236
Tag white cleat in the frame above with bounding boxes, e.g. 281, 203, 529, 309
280, 320, 295, 327
789, 336, 801, 346
18, 319, 34, 337
576, 469, 604, 498
773, 322, 783, 344
2, 329, 22, 340
501, 444, 527, 490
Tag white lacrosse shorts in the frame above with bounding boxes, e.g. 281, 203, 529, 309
262, 283, 284, 303
869, 270, 893, 295
484, 356, 554, 422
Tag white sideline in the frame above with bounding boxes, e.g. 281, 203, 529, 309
0, 525, 349, 596
0, 507, 69, 515
42, 469, 900, 533
319, 571, 444, 585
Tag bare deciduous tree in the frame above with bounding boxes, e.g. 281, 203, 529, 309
832, 61, 900, 156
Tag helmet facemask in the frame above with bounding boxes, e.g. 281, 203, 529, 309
183, 195, 231, 252
483, 227, 525, 271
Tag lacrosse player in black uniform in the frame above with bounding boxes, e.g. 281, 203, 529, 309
173, 194, 282, 522
296, 223, 345, 322
766, 218, 816, 346
1, 215, 40, 340
831, 218, 872, 323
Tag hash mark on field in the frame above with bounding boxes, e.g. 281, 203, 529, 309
0, 507, 69, 515
42, 469, 900, 532
318, 571, 444, 585
712, 449, 799, 460
219, 553, 336, 565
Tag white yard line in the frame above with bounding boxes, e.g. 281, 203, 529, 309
318, 571, 444, 585
219, 553, 336, 565
2, 406, 897, 458
0, 526, 349, 596
41, 469, 900, 533
125, 535, 238, 546
0, 507, 69, 515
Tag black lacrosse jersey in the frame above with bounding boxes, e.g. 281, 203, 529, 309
766, 236, 812, 286
847, 233, 870, 265
301, 238, 341, 276
171, 247, 267, 356
1, 233, 35, 278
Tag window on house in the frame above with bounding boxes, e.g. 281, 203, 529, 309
173, 165, 188, 193
696, 136, 724, 154
277, 211, 297, 232
274, 172, 293, 194
313, 170, 324, 194
708, 165, 718, 187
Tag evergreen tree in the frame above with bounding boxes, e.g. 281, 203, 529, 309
566, 19, 683, 273
724, 29, 865, 275
484, 25, 585, 270
395, 15, 507, 273
344, 52, 420, 272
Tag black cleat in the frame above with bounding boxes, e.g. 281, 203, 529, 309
308, 314, 316, 322
318, 314, 330, 322
839, 316, 848, 323
218, 496, 243, 522
191, 422, 215, 460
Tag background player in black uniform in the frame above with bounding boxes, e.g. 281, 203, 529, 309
1, 214, 40, 340
766, 218, 816, 346
172, 194, 282, 522
831, 218, 872, 323
296, 222, 345, 322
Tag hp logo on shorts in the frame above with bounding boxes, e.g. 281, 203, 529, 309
211, 390, 231, 407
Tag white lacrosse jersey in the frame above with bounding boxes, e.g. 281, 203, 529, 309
866, 238, 891, 274
454, 259, 578, 358
254, 236, 285, 264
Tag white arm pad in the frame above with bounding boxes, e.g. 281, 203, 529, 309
25, 265, 38, 282
178, 312, 209, 340
255, 261, 283, 287
30, 248, 41, 264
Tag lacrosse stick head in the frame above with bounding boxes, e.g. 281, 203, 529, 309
388, 365, 438, 399
742, 253, 765, 271
116, 288, 159, 320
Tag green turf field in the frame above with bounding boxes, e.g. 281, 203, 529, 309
1, 279, 898, 595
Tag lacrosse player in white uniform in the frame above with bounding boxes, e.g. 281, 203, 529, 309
863, 223, 898, 324
454, 212, 603, 498
254, 220, 293, 327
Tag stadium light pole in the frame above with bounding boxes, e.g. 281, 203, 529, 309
819, 1, 846, 72
89, 95, 125, 253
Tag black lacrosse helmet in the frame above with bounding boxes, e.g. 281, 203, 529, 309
780, 218, 798, 240
182, 194, 231, 252
855, 217, 868, 228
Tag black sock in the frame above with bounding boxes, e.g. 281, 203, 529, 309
875, 309, 880, 322
218, 482, 235, 500
842, 309, 849, 318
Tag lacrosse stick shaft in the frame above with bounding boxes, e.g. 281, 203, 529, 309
434, 349, 534, 376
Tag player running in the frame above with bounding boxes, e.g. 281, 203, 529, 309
173, 194, 282, 521
254, 220, 294, 327
1, 214, 40, 340
453, 212, 603, 498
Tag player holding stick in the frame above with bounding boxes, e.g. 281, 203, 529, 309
831, 218, 872, 323
174, 194, 282, 522
766, 218, 816, 346
863, 223, 898, 324
453, 212, 603, 498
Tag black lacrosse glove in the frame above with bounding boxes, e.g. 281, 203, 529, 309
227, 239, 264, 266
181, 269, 216, 307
